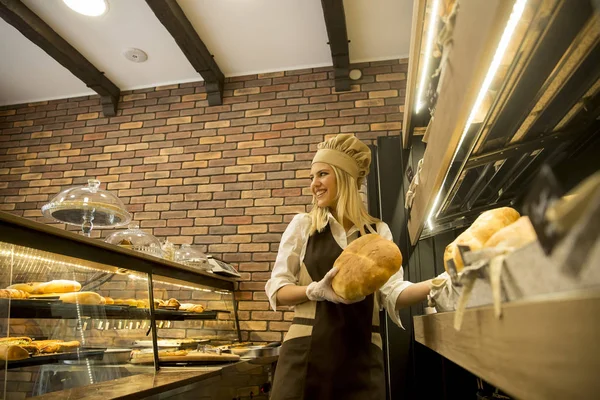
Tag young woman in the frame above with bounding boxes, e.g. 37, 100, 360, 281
265, 134, 433, 400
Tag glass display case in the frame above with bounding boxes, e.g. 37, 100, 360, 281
0, 211, 240, 399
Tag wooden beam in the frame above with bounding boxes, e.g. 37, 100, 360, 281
407, 0, 514, 244
321, 0, 350, 92
402, 0, 427, 149
0, 0, 120, 116
145, 0, 224, 106
414, 290, 600, 400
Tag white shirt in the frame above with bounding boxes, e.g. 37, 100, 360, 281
265, 213, 413, 329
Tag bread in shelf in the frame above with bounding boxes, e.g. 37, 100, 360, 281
484, 216, 537, 251
32, 280, 81, 294
444, 207, 520, 273
0, 289, 30, 299
6, 283, 35, 293
179, 303, 205, 313
0, 345, 30, 361
59, 292, 103, 305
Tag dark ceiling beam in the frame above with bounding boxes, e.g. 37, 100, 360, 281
0, 0, 120, 116
146, 0, 224, 106
321, 0, 351, 92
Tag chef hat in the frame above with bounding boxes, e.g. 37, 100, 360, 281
312, 134, 371, 186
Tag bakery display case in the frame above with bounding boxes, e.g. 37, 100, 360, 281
0, 211, 240, 399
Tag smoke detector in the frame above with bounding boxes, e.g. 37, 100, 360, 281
123, 48, 148, 63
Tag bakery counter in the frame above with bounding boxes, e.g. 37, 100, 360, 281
413, 289, 600, 400
28, 356, 278, 400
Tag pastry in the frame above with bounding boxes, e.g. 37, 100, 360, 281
153, 299, 165, 308
0, 337, 32, 346
163, 298, 180, 310
104, 297, 115, 305
331, 234, 403, 301
0, 345, 30, 361
100, 296, 106, 305
32, 280, 81, 294
136, 300, 149, 308
59, 292, 103, 305
34, 340, 80, 354
444, 207, 520, 273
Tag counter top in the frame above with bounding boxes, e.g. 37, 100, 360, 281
31, 356, 278, 400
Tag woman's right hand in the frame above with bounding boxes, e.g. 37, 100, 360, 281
306, 267, 365, 304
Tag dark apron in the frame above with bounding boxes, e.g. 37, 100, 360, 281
270, 224, 385, 400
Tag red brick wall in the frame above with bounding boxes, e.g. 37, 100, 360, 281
0, 59, 407, 341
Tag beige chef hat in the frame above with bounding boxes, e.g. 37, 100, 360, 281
312, 134, 371, 186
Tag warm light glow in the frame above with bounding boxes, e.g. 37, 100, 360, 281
415, 0, 440, 113
426, 0, 527, 229
63, 0, 108, 17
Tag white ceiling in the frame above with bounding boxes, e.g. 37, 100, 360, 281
0, 0, 413, 106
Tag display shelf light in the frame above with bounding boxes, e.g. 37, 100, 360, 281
426, 0, 528, 230
415, 0, 441, 113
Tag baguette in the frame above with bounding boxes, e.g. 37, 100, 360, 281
59, 292, 103, 305
6, 283, 35, 293
179, 303, 205, 313
0, 289, 30, 299
443, 207, 520, 273
32, 280, 81, 294
0, 345, 30, 361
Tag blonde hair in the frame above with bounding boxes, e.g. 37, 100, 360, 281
308, 135, 379, 236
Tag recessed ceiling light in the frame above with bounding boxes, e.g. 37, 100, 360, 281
63, 0, 108, 17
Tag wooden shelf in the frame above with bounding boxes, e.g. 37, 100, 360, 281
413, 290, 600, 400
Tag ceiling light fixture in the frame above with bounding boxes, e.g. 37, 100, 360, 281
63, 0, 108, 17
415, 0, 440, 114
426, 0, 528, 231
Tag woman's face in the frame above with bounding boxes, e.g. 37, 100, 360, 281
310, 162, 337, 208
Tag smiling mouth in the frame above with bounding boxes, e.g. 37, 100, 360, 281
315, 190, 327, 199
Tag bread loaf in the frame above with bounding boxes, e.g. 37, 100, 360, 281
59, 292, 103, 305
0, 289, 30, 299
0, 337, 32, 346
0, 345, 30, 361
32, 280, 81, 294
444, 207, 520, 273
104, 297, 114, 305
6, 283, 35, 293
331, 234, 402, 301
180, 303, 205, 313
484, 216, 537, 250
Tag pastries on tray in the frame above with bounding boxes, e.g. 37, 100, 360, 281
0, 337, 81, 360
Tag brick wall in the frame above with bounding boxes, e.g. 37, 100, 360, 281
0, 59, 407, 342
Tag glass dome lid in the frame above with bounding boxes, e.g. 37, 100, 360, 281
41, 179, 131, 234
105, 223, 163, 258
174, 244, 211, 271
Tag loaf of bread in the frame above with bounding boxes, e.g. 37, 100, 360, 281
483, 216, 537, 250
32, 280, 81, 294
180, 303, 205, 313
331, 234, 402, 301
136, 300, 149, 308
6, 283, 35, 293
34, 339, 81, 354
0, 345, 30, 361
0, 337, 32, 346
0, 289, 30, 299
444, 207, 520, 273
59, 292, 103, 305
104, 297, 114, 305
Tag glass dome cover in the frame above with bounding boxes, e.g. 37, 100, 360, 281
105, 223, 163, 258
41, 179, 131, 232
174, 244, 210, 271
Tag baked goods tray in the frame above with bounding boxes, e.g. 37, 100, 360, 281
7, 348, 105, 369
0, 299, 220, 320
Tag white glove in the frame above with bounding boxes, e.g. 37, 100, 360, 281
306, 267, 365, 304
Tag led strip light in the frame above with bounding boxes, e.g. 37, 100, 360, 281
416, 0, 441, 113
427, 0, 528, 230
